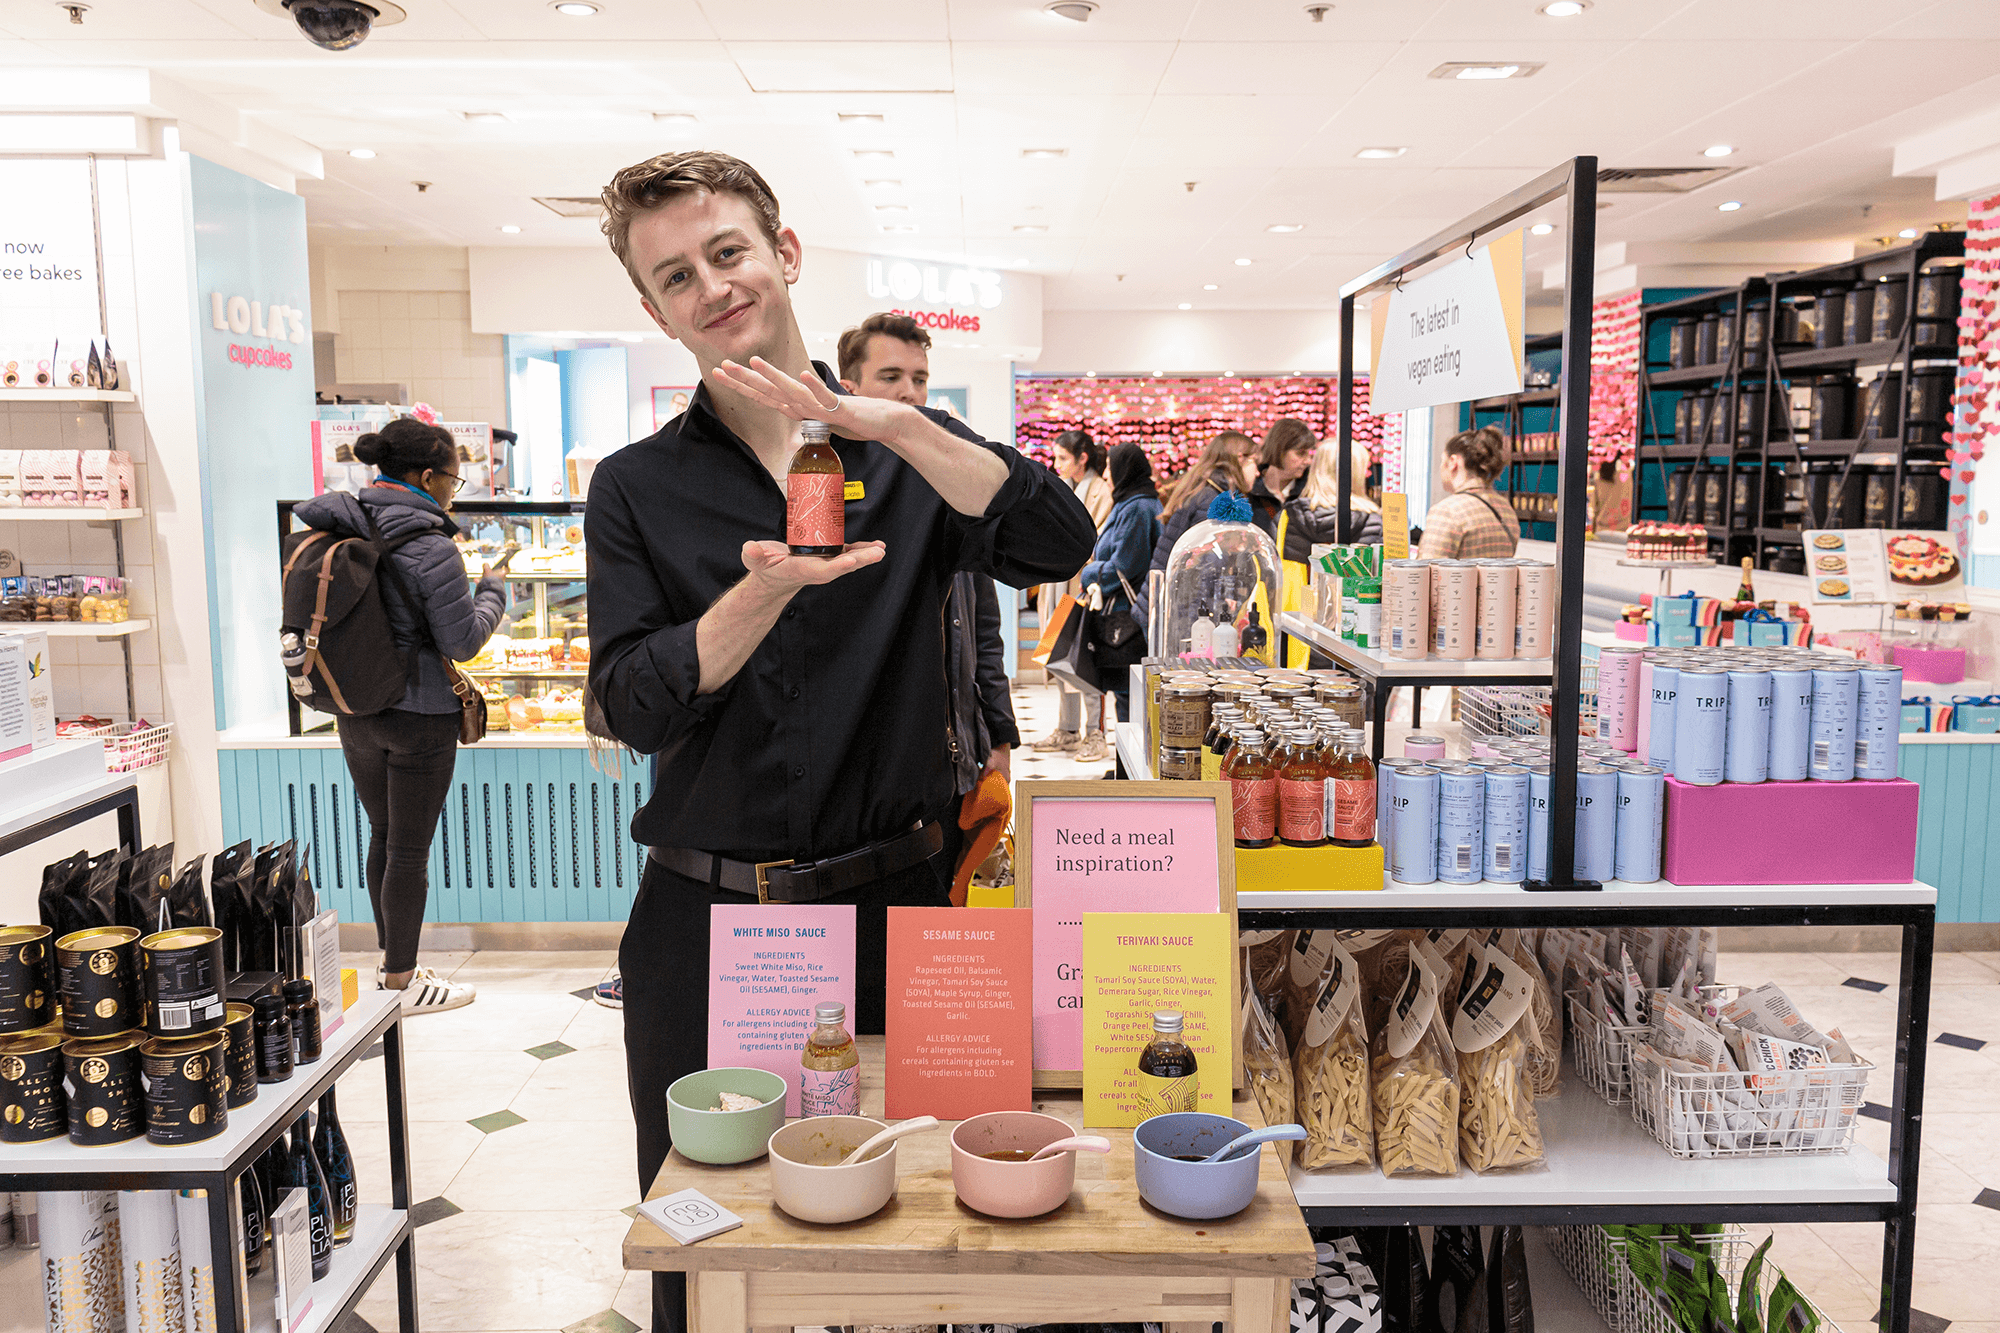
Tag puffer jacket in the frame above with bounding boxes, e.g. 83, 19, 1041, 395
293, 485, 507, 716
1138, 473, 1277, 624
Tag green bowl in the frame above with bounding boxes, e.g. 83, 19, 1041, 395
666, 1068, 790, 1164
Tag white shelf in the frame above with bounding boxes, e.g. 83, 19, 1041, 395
248, 1204, 408, 1333
25, 619, 153, 637
1279, 613, 1555, 679
1243, 879, 1936, 912
0, 991, 397, 1176
1113, 720, 1154, 779
0, 507, 145, 521
1287, 1080, 1896, 1211
1618, 557, 1716, 570
0, 388, 135, 403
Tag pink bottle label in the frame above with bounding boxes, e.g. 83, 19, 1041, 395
1232, 777, 1276, 841
787, 472, 845, 549
1278, 777, 1325, 842
800, 1064, 858, 1117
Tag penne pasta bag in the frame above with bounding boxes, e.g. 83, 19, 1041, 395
1240, 976, 1297, 1168
1451, 940, 1547, 1173
1370, 951, 1460, 1178
1292, 937, 1374, 1170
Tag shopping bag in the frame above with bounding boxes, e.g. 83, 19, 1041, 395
1045, 601, 1102, 694
1031, 593, 1079, 667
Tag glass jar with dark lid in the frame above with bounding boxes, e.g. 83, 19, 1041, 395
1741, 300, 1770, 368
1859, 372, 1903, 439
1814, 286, 1848, 349
1843, 282, 1873, 346
1694, 311, 1721, 365
1668, 316, 1699, 369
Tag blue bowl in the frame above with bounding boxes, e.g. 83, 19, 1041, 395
1132, 1112, 1260, 1220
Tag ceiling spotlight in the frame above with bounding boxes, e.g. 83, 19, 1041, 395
457, 110, 509, 122
1234, 257, 1253, 266
56, 3, 90, 23
837, 112, 885, 125
1203, 283, 1218, 290
1153, 370, 1163, 377
875, 203, 910, 214
1266, 223, 1305, 233
1430, 62, 1542, 80
1529, 222, 1555, 235
1013, 224, 1048, 233
1085, 371, 1096, 377
881, 224, 918, 233
1898, 227, 1921, 239
1703, 144, 1735, 158
1223, 371, 1235, 377
1177, 302, 1192, 310
347, 147, 376, 159
551, 1, 599, 13
1539, 0, 1588, 14
653, 111, 698, 124
852, 149, 895, 161
499, 224, 521, 233
1044, 0, 1098, 19
1717, 200, 1743, 212
1021, 148, 1068, 160
863, 178, 901, 188
1355, 146, 1407, 160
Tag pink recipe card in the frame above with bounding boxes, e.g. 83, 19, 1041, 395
706, 904, 856, 1116
1028, 795, 1223, 1073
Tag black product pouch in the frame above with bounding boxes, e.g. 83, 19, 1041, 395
1489, 1224, 1534, 1333
1361, 1225, 1432, 1333
167, 856, 211, 929
211, 839, 253, 969
284, 850, 319, 976
245, 843, 289, 975
115, 842, 176, 935
39, 850, 93, 938
78, 849, 125, 929
1427, 1225, 1484, 1333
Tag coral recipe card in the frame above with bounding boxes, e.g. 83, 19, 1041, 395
884, 907, 1034, 1120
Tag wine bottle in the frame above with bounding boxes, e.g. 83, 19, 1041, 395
257, 1138, 287, 1249
313, 1089, 357, 1246
785, 419, 844, 556
280, 1115, 332, 1280
1736, 556, 1755, 604
240, 1166, 266, 1279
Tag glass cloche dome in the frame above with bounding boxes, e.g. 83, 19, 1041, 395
1157, 491, 1282, 664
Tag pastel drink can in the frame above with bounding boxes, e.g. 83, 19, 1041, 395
1389, 765, 1440, 885
1435, 766, 1486, 884
1725, 669, 1773, 784
1855, 665, 1902, 780
1483, 765, 1529, 884
1613, 764, 1666, 883
1810, 664, 1860, 781
1574, 763, 1618, 882
1473, 561, 1517, 661
1514, 561, 1554, 657
1646, 663, 1680, 768
1526, 763, 1551, 883
1672, 667, 1729, 786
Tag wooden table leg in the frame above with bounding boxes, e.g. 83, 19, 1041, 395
1232, 1276, 1287, 1333
689, 1271, 747, 1333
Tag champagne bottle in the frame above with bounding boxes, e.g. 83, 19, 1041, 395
1737, 556, 1755, 604
313, 1089, 357, 1246
785, 419, 844, 556
240, 1166, 266, 1279
279, 1115, 332, 1280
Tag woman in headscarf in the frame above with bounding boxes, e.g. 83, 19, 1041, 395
1077, 443, 1165, 733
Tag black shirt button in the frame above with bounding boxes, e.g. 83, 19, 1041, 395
793, 764, 806, 778
789, 685, 801, 701
785, 606, 798, 620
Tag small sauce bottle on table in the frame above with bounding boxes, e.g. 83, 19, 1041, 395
1135, 1010, 1199, 1119
799, 1000, 859, 1117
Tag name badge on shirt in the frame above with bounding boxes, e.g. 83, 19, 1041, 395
844, 481, 865, 501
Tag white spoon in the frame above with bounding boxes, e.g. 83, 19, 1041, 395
845, 1115, 940, 1164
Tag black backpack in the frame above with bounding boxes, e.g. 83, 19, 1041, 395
279, 511, 424, 716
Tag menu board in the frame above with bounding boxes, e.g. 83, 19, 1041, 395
1804, 529, 1964, 604
1080, 912, 1233, 1128
706, 904, 856, 1116
884, 907, 1033, 1119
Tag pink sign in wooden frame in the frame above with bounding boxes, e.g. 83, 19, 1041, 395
706, 904, 856, 1116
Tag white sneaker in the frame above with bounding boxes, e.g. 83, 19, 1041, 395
393, 966, 476, 1015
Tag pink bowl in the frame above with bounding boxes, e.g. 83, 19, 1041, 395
949, 1111, 1077, 1219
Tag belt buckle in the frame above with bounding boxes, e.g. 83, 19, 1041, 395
753, 859, 795, 904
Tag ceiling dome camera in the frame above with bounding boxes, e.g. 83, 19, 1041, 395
252, 0, 407, 52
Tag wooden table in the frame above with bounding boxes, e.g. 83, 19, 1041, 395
624, 1037, 1314, 1333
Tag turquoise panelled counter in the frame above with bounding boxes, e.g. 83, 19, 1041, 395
219, 730, 651, 925
1900, 733, 2000, 924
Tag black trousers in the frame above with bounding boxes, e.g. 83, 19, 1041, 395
337, 709, 460, 973
621, 817, 961, 1333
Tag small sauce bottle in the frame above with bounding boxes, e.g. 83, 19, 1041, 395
283, 978, 322, 1065
253, 994, 293, 1084
785, 420, 845, 556
1200, 708, 1238, 783
799, 1000, 859, 1117
1329, 729, 1379, 848
1226, 727, 1276, 848
1278, 726, 1328, 847
1135, 1010, 1199, 1118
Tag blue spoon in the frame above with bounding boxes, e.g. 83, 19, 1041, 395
1197, 1123, 1308, 1163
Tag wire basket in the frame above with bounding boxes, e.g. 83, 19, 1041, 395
1460, 658, 1597, 740
105, 721, 172, 773
1566, 989, 1655, 1105
1547, 1224, 1626, 1330
1615, 1228, 1846, 1333
1629, 1054, 1873, 1159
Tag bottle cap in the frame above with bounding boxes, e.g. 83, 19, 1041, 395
800, 419, 830, 444
253, 994, 288, 1018
1152, 1010, 1184, 1035
282, 978, 315, 1004
814, 1000, 846, 1026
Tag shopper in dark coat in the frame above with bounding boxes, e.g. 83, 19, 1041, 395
294, 416, 506, 1015
1080, 443, 1163, 722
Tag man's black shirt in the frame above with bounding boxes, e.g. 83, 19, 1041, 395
585, 367, 1095, 860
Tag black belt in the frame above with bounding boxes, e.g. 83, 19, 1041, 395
649, 819, 946, 903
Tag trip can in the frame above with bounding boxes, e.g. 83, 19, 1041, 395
55, 926, 141, 1039
1389, 766, 1441, 884
0, 924, 56, 1035
1725, 669, 1773, 784
1376, 759, 1418, 864
0, 1029, 68, 1143
1574, 764, 1619, 883
63, 1032, 144, 1146
1672, 667, 1730, 786
1768, 667, 1815, 781
1527, 764, 1552, 883
1810, 664, 1860, 781
1435, 766, 1487, 884
140, 1032, 228, 1146
1614, 764, 1666, 883
1514, 562, 1555, 657
1855, 665, 1902, 779
1647, 664, 1681, 769
1473, 562, 1518, 661
1483, 765, 1530, 884
1597, 646, 1644, 751
223, 1001, 258, 1110
138, 927, 225, 1038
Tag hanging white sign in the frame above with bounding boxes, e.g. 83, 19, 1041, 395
1368, 229, 1526, 415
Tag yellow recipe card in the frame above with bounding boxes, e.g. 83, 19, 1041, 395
1080, 912, 1233, 1128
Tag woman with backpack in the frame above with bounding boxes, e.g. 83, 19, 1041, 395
293, 417, 507, 1014
1077, 443, 1163, 725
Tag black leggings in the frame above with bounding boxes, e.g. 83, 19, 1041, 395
338, 709, 459, 973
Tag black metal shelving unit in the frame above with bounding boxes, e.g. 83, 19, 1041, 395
1634, 233, 1963, 572
1471, 332, 1566, 537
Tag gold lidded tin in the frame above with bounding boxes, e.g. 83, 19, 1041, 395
140, 1031, 228, 1145
223, 1001, 259, 1109
0, 923, 57, 1034
1159, 682, 1212, 749
56, 925, 141, 1038
63, 1030, 143, 1146
138, 926, 225, 1038
0, 1028, 68, 1143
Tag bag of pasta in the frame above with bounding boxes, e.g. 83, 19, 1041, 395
1501, 930, 1563, 1100
1244, 929, 1293, 1016
1450, 939, 1547, 1173
1241, 976, 1297, 1168
1370, 945, 1460, 1178
1281, 929, 1336, 1051
1292, 936, 1374, 1170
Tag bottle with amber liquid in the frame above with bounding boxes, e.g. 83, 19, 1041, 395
1227, 727, 1276, 848
1200, 708, 1239, 783
1277, 726, 1328, 847
1134, 1010, 1199, 1119
786, 419, 844, 556
799, 1000, 859, 1117
1328, 728, 1378, 848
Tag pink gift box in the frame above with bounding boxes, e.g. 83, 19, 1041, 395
1661, 776, 1918, 885
1615, 620, 1647, 641
1893, 644, 1965, 685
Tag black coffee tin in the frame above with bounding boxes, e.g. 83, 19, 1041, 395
1860, 373, 1903, 439
224, 1001, 259, 1109
1669, 316, 1698, 368
139, 927, 225, 1038
1815, 287, 1847, 350
63, 1031, 144, 1145
1843, 282, 1873, 346
1810, 376, 1854, 440
1872, 278, 1908, 343
56, 926, 141, 1038
0, 924, 56, 1034
0, 1029, 68, 1143
141, 1032, 229, 1145
1695, 312, 1721, 365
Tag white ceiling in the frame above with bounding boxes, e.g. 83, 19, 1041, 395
3, 0, 1997, 309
